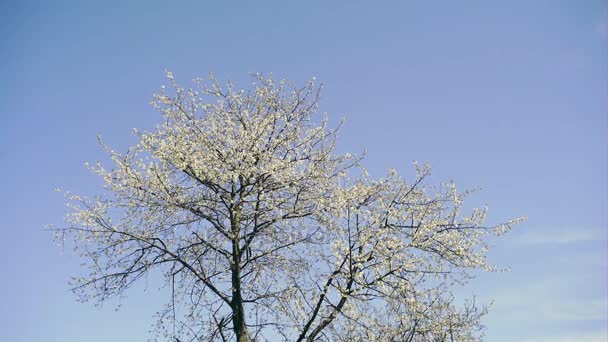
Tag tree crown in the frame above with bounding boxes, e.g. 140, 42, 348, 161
57, 72, 522, 342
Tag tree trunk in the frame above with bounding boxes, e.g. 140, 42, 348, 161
231, 259, 249, 342
230, 206, 249, 342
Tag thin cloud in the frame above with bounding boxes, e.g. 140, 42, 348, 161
522, 331, 607, 342
513, 228, 605, 246
546, 299, 607, 322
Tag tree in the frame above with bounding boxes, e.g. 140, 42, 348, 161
56, 72, 521, 342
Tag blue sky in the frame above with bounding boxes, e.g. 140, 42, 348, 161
1, 1, 606, 341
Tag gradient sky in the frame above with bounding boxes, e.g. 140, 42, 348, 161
1, 1, 606, 341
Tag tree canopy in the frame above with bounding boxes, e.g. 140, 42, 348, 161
56, 72, 521, 341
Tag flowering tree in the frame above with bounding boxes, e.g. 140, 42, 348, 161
56, 73, 520, 342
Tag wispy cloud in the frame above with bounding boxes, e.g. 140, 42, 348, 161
513, 227, 605, 246
479, 264, 607, 341
545, 298, 607, 322
522, 330, 607, 342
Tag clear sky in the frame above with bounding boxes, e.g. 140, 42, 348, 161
1, 1, 606, 341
